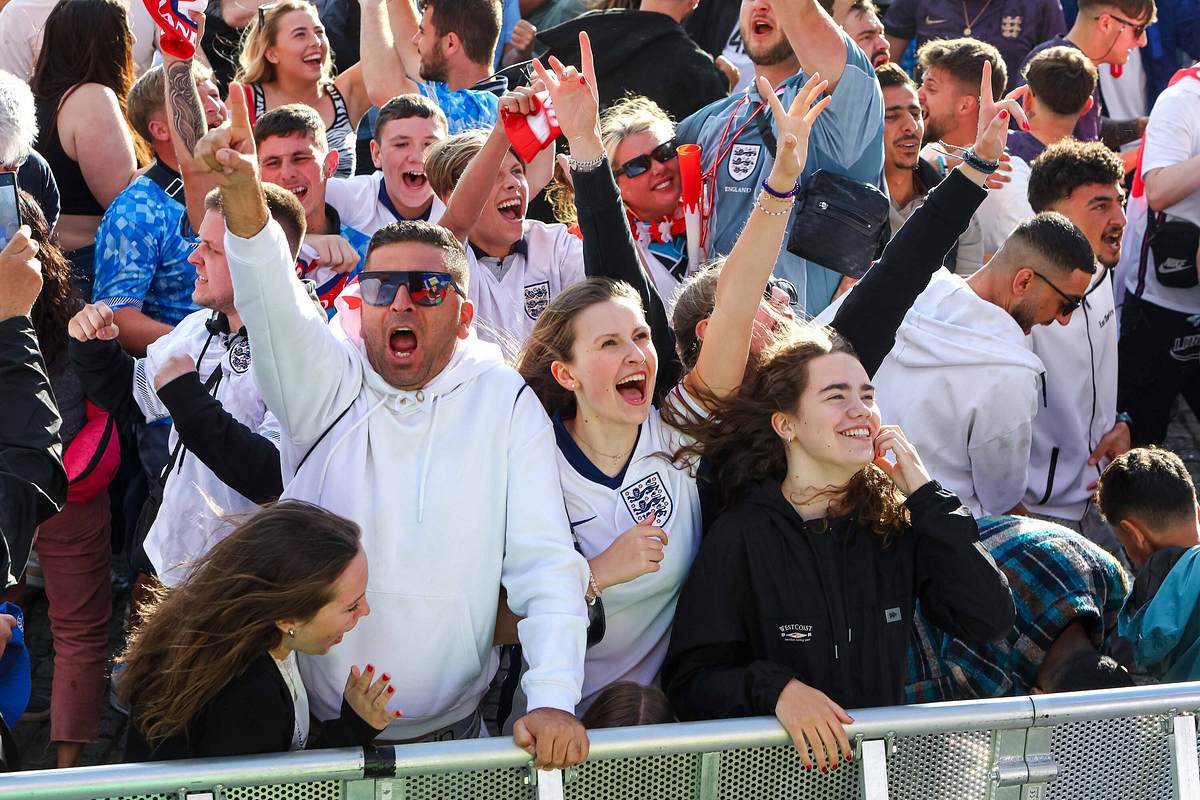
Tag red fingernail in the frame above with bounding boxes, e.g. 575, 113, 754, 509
382, 673, 390, 681
805, 764, 813, 771
366, 664, 374, 672
394, 710, 402, 717
1023, 122, 1030, 130
820, 766, 828, 773
579, 76, 586, 85
387, 685, 395, 694
846, 754, 854, 762
999, 110, 1008, 119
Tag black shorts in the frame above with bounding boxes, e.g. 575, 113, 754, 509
1117, 292, 1200, 445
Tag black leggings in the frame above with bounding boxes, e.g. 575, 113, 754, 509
1117, 292, 1200, 445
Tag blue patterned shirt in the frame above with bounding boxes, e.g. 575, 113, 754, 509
906, 516, 1130, 702
93, 171, 199, 325
417, 78, 503, 134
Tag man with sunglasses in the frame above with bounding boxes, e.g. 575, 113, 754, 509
193, 83, 592, 767
864, 212, 1097, 518
1019, 140, 1131, 556
1017, 0, 1155, 146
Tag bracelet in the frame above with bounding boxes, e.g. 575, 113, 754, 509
569, 153, 607, 173
586, 570, 601, 605
760, 177, 801, 199
1115, 411, 1133, 427
961, 148, 1000, 174
755, 199, 792, 216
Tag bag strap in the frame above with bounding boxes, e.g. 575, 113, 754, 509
753, 100, 777, 158
157, 323, 225, 485
145, 160, 186, 204
295, 401, 355, 473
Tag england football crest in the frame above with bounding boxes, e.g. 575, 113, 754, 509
621, 472, 673, 527
229, 339, 252, 374
524, 281, 551, 320
727, 143, 760, 182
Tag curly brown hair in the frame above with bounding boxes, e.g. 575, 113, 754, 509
23, 191, 81, 366
668, 322, 910, 539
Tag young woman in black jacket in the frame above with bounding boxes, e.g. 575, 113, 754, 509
121, 501, 399, 761
661, 325, 1015, 772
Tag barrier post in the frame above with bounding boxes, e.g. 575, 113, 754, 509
1169, 714, 1199, 800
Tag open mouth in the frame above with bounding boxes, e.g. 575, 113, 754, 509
302, 53, 323, 67
497, 196, 523, 223
1102, 228, 1123, 250
389, 326, 419, 359
616, 371, 649, 405
896, 138, 919, 153
287, 184, 309, 201
751, 18, 774, 35
402, 170, 427, 191
838, 426, 873, 440
651, 176, 674, 192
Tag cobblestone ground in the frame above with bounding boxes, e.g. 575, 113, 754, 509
11, 408, 1200, 771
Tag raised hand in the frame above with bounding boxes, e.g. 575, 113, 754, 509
758, 72, 831, 190
873, 424, 933, 496
588, 514, 668, 591
153, 354, 198, 391
68, 302, 120, 342
531, 31, 600, 149
974, 60, 1028, 164
343, 663, 401, 731
194, 80, 258, 189
305, 234, 361, 275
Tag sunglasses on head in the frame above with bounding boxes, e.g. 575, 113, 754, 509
765, 277, 799, 306
1095, 11, 1148, 37
358, 271, 464, 307
613, 138, 679, 179
1032, 270, 1083, 316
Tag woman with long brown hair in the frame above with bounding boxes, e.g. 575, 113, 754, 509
30, 0, 141, 298
17, 191, 115, 768
120, 501, 399, 760
661, 325, 1015, 773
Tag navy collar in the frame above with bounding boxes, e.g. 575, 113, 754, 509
552, 410, 643, 490
377, 177, 434, 222
469, 237, 529, 261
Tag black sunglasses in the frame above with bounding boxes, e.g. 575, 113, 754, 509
1095, 11, 1148, 37
1032, 271, 1083, 316
613, 138, 678, 179
358, 271, 464, 307
765, 277, 799, 306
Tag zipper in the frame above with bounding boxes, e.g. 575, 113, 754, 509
814, 200, 876, 233
1037, 446, 1060, 506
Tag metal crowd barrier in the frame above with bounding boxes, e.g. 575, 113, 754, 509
1, 682, 1198, 800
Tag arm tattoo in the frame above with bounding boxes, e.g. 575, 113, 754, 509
166, 60, 207, 156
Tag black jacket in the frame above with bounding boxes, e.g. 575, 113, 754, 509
537, 10, 728, 123
0, 317, 67, 589
663, 480, 1014, 718
682, 0, 740, 60
126, 652, 381, 760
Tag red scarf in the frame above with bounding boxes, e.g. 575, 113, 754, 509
627, 202, 688, 246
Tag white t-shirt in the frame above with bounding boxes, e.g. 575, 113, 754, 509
467, 219, 585, 352
0, 0, 54, 81
977, 155, 1034, 257
325, 171, 447, 237
273, 650, 311, 751
720, 22, 755, 94
1099, 49, 1149, 122
556, 386, 703, 714
1121, 73, 1200, 314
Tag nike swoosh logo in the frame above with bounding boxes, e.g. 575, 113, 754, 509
1159, 261, 1195, 273
925, 16, 947, 24
569, 517, 596, 532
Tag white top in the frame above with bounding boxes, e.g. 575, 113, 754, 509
134, 310, 281, 586
0, 0, 54, 81
976, 155, 1034, 257
272, 650, 310, 751
224, 220, 589, 740
467, 219, 585, 353
325, 171, 447, 237
719, 22, 755, 94
1098, 49, 1149, 121
823, 270, 1045, 516
1120, 73, 1200, 314
556, 386, 703, 713
1024, 269, 1118, 520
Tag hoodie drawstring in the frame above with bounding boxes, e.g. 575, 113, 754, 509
417, 395, 441, 523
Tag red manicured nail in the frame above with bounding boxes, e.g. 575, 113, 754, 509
382, 673, 390, 681
387, 685, 395, 694
394, 710, 402, 717
805, 764, 813, 771
1023, 122, 1030, 130
366, 664, 374, 672
820, 766, 828, 773
846, 754, 854, 762
999, 110, 1008, 119
579, 76, 587, 85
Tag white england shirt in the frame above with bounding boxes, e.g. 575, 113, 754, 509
325, 171, 447, 237
553, 386, 703, 713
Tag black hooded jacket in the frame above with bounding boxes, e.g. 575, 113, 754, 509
537, 9, 728, 123
663, 480, 1014, 718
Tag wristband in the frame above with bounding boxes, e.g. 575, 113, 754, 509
961, 148, 1000, 174
1115, 411, 1133, 428
760, 177, 801, 199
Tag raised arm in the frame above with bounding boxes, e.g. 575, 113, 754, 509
357, 0, 419, 107
162, 31, 216, 235
685, 74, 831, 403
435, 98, 523, 242
775, 0, 848, 90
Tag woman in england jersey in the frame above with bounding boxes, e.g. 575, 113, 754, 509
515, 33, 831, 715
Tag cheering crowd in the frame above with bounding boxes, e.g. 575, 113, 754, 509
1, 0, 1200, 773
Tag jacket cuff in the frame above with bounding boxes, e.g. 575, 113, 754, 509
523, 682, 579, 716
154, 370, 208, 419
339, 697, 386, 744
753, 664, 798, 716
926, 168, 988, 220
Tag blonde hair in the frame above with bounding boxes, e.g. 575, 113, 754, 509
599, 95, 676, 165
424, 127, 524, 201
236, 0, 333, 87
127, 61, 214, 145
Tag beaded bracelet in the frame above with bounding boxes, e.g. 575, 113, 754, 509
760, 177, 801, 200
961, 148, 1000, 175
755, 199, 792, 217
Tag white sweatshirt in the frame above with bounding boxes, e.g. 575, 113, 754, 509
226, 220, 589, 739
1024, 269, 1118, 520
867, 270, 1045, 516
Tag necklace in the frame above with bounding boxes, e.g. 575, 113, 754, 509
577, 436, 635, 463
961, 0, 996, 36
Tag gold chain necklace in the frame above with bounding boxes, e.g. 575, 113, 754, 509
961, 0, 996, 36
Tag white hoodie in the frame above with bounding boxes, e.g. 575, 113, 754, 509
1024, 269, 1118, 520
226, 220, 589, 739
866, 270, 1045, 516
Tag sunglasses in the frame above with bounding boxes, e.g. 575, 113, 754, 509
358, 271, 464, 307
1032, 270, 1083, 316
1095, 11, 1148, 37
613, 138, 678, 179
765, 277, 799, 306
